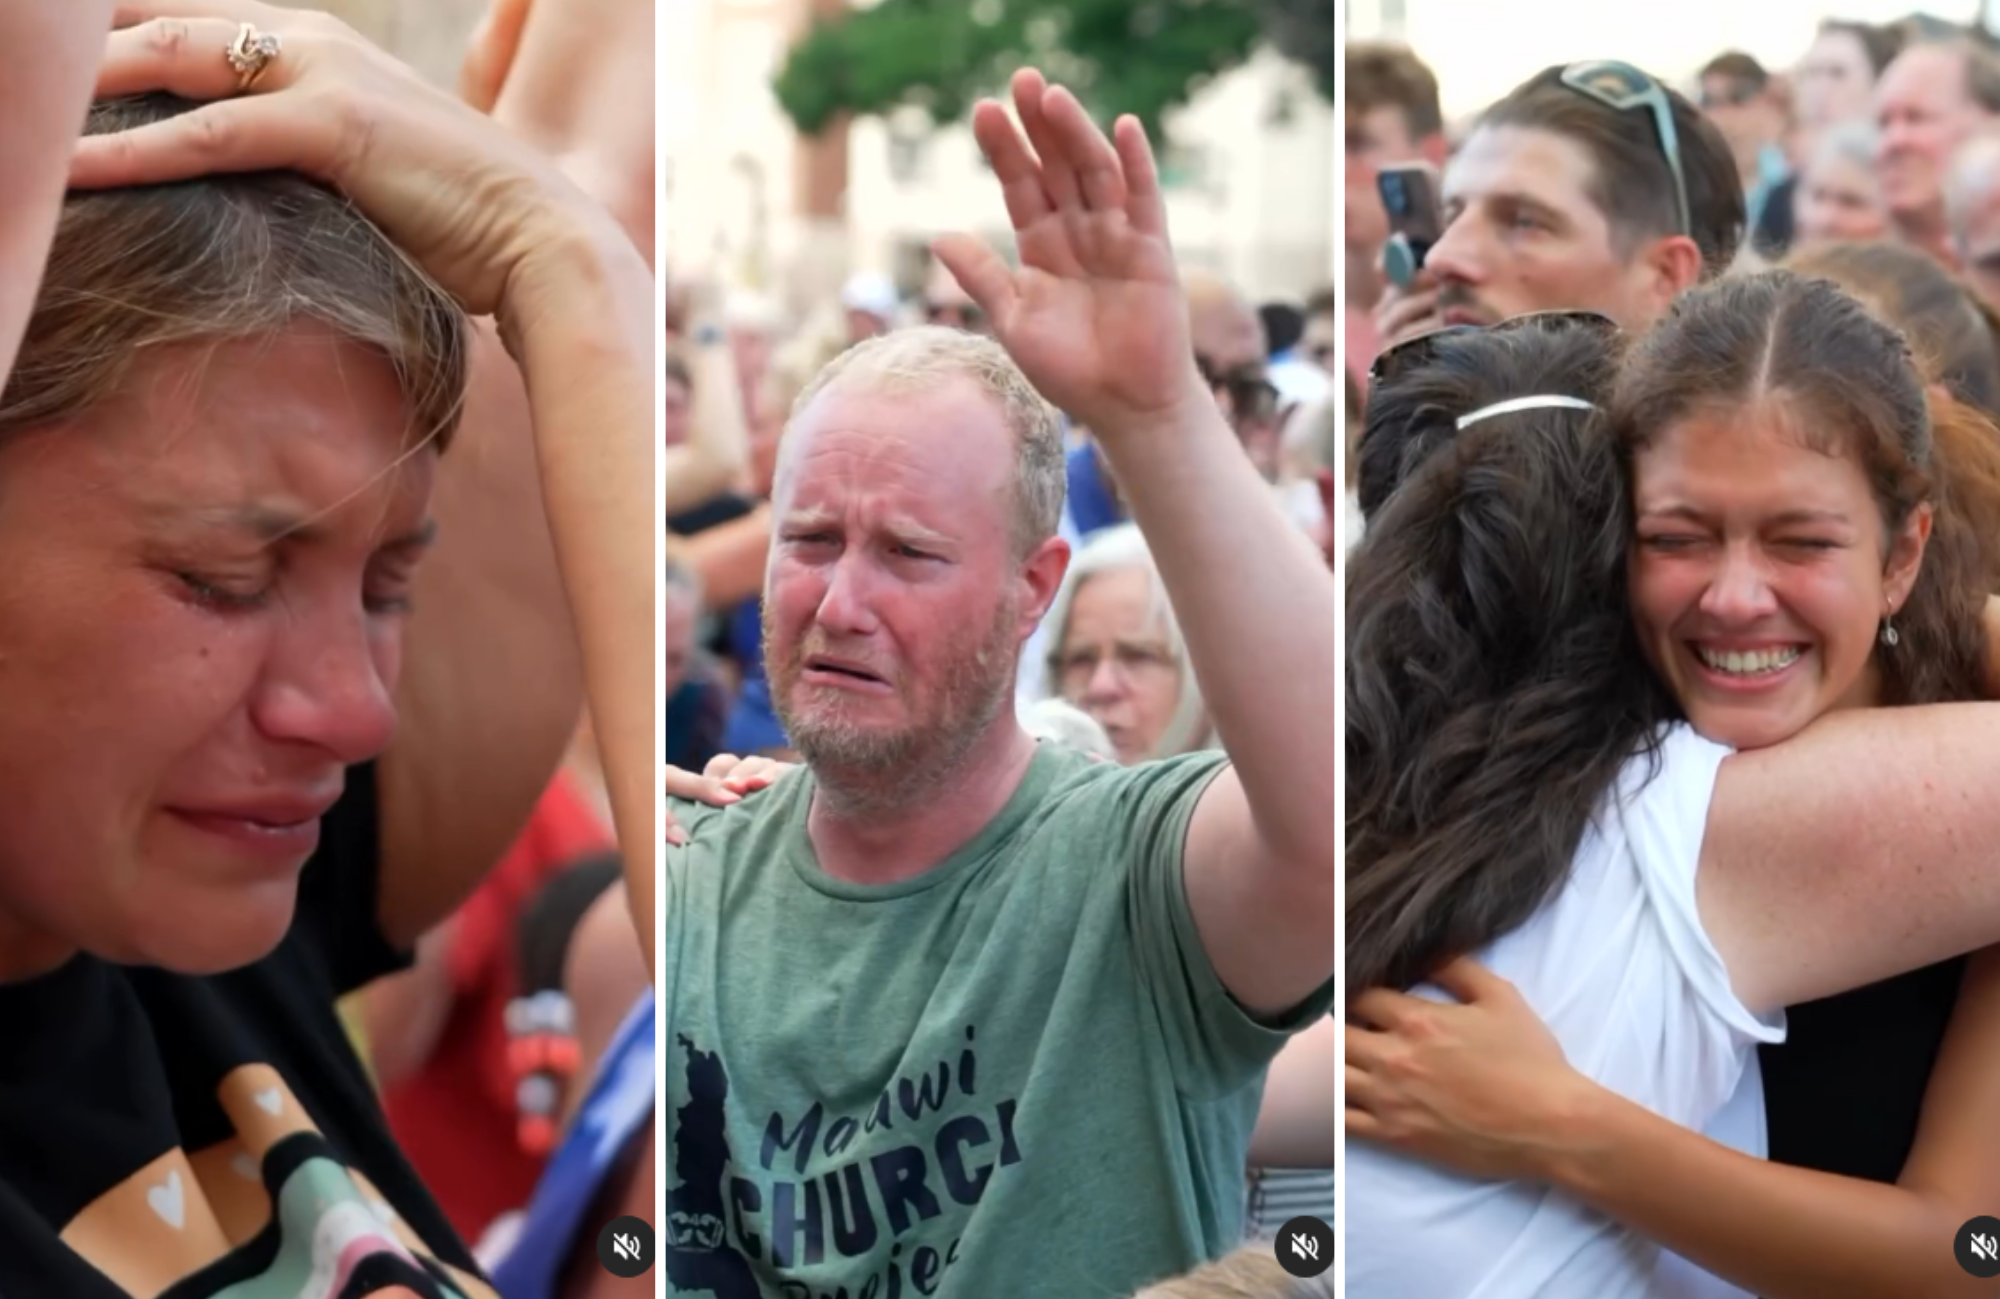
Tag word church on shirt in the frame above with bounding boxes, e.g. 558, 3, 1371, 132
664, 1026, 1025, 1299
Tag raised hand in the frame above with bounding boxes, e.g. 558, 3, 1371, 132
936, 68, 1209, 439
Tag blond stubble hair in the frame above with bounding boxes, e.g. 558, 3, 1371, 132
780, 325, 1067, 558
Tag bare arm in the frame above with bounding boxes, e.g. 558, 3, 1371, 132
1248, 1016, 1339, 1167
379, 0, 662, 954
488, 0, 652, 258
681, 504, 771, 609
940, 71, 1338, 1017
497, 227, 657, 976
1534, 953, 2000, 1299
376, 322, 583, 952
482, 0, 721, 836
557, 882, 648, 1129
1700, 704, 2000, 1012
662, 315, 752, 517
0, 1, 117, 381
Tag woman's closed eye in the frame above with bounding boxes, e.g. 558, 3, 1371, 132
364, 543, 431, 616
177, 570, 270, 612
363, 580, 417, 616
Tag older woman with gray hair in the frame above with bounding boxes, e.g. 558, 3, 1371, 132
1793, 119, 1890, 248
1039, 523, 1214, 765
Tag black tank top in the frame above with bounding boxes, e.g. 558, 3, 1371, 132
1759, 958, 1965, 1182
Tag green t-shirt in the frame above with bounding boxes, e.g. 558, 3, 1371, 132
659, 742, 1336, 1298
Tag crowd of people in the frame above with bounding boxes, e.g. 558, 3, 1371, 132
1347, 14, 2000, 1299
0, 1, 656, 1296
662, 59, 1340, 1299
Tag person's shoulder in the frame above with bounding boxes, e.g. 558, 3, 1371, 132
1040, 746, 1231, 814
1614, 723, 1732, 809
1581, 723, 1734, 897
666, 768, 809, 867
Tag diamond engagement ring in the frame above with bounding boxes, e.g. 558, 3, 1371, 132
225, 23, 282, 92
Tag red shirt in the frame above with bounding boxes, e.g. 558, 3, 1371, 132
380, 772, 612, 1245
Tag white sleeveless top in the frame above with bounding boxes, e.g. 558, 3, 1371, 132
1346, 724, 1786, 1298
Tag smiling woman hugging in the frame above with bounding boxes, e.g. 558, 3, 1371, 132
1346, 277, 2000, 1299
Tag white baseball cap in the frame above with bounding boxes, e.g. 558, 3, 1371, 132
840, 271, 900, 322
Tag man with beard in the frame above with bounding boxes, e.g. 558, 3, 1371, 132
659, 69, 1337, 1298
1374, 61, 1744, 349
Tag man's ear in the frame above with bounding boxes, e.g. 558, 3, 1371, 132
1018, 534, 1072, 634
1637, 234, 1706, 319
1421, 131, 1449, 169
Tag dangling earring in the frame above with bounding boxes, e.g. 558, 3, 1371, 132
1880, 609, 1900, 648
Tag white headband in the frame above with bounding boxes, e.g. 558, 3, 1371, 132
1455, 395, 1596, 430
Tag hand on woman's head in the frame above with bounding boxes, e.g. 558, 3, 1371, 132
72, 0, 619, 316
0, 83, 467, 980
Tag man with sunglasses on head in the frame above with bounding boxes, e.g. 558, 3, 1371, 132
1373, 61, 1745, 351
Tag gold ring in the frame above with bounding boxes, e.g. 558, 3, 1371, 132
224, 22, 282, 92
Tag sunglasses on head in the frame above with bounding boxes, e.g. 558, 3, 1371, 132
1367, 310, 1618, 391
1559, 60, 1693, 238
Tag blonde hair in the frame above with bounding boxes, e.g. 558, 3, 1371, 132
1133, 1246, 1309, 1299
3, 95, 466, 448
1020, 697, 1118, 760
1039, 523, 1210, 761
785, 326, 1066, 555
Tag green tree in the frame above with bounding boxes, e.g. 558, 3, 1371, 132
773, 0, 1325, 142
